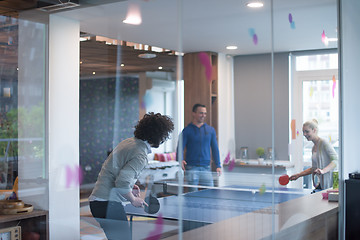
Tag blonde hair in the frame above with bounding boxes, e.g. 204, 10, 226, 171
303, 119, 318, 131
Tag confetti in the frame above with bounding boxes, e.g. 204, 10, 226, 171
259, 183, 266, 195
309, 86, 314, 97
146, 213, 164, 240
198, 52, 212, 82
66, 165, 83, 188
248, 28, 255, 37
228, 158, 235, 171
321, 30, 326, 43
288, 13, 295, 29
253, 34, 258, 45
290, 21, 296, 29
224, 151, 230, 164
288, 13, 293, 23
248, 28, 258, 45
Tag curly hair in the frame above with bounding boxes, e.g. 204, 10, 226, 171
134, 112, 174, 148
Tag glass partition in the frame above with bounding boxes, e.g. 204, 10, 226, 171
0, 0, 340, 239
0, 15, 48, 238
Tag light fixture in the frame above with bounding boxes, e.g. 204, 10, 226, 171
246, 2, 264, 8
123, 3, 142, 25
158, 66, 163, 70
138, 53, 157, 59
123, 17, 142, 25
92, 72, 96, 75
121, 63, 125, 67
226, 46, 238, 50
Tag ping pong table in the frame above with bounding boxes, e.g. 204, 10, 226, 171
125, 185, 312, 232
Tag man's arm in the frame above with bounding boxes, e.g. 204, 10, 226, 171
210, 127, 221, 176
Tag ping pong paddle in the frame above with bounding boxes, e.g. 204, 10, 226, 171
144, 194, 160, 214
279, 174, 290, 185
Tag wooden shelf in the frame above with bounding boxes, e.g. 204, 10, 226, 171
0, 209, 48, 239
183, 52, 218, 134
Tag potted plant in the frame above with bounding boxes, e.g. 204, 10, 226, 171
256, 147, 265, 164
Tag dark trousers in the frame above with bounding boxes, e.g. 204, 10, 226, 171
90, 201, 131, 240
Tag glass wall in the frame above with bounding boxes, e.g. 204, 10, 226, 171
0, 15, 48, 238
0, 0, 340, 239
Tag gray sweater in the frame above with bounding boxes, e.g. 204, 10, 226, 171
89, 137, 150, 202
312, 138, 338, 189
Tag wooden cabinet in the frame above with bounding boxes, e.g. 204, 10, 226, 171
183, 52, 218, 134
0, 210, 48, 239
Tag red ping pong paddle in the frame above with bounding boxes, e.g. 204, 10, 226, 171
279, 174, 290, 185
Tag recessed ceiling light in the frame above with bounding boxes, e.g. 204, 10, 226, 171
138, 53, 157, 59
158, 66, 163, 70
226, 46, 238, 50
123, 3, 142, 25
121, 63, 125, 67
123, 16, 142, 25
246, 2, 264, 8
92, 72, 96, 75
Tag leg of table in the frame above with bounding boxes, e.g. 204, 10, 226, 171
130, 215, 133, 240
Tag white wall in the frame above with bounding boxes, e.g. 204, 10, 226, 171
233, 53, 289, 160
339, 0, 360, 178
48, 15, 80, 240
217, 53, 235, 163
339, 0, 360, 238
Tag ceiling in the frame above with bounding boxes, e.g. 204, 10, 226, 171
0, 0, 338, 79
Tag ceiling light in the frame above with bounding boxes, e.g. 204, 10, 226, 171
92, 72, 96, 75
158, 66, 163, 70
123, 16, 142, 25
79, 37, 88, 42
246, 2, 264, 8
226, 46, 238, 50
138, 53, 157, 59
121, 63, 125, 67
123, 3, 142, 25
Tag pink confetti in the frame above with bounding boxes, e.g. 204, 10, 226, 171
198, 52, 212, 82
253, 34, 258, 45
66, 165, 83, 188
321, 30, 326, 43
223, 151, 230, 164
146, 213, 164, 240
332, 75, 336, 98
228, 158, 235, 171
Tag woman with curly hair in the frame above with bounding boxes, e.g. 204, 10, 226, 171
89, 112, 174, 240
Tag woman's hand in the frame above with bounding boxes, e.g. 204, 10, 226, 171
132, 185, 141, 197
289, 174, 300, 181
314, 168, 324, 175
131, 197, 148, 208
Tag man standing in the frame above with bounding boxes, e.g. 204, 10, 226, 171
177, 103, 221, 190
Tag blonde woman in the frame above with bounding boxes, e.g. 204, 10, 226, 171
290, 119, 338, 190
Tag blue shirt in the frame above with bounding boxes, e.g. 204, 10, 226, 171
177, 123, 221, 168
